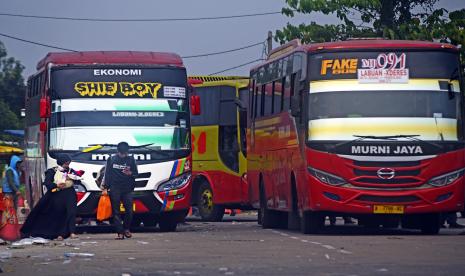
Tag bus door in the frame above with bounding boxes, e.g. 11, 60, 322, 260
238, 86, 249, 203
218, 86, 241, 202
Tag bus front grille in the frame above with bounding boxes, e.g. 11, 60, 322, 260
347, 160, 430, 188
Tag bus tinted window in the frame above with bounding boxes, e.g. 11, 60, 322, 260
221, 86, 236, 100
239, 87, 249, 111
220, 100, 237, 126
257, 85, 263, 117
274, 80, 282, 113
191, 86, 220, 126
283, 75, 291, 110
264, 83, 273, 116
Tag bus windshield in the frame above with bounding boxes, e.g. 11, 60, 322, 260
49, 67, 190, 151
307, 50, 463, 142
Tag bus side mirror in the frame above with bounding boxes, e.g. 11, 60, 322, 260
234, 99, 246, 110
291, 95, 300, 117
39, 98, 51, 118
190, 95, 201, 115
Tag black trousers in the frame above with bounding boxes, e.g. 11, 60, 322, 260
109, 189, 133, 234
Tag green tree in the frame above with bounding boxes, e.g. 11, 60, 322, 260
0, 40, 25, 132
276, 0, 465, 49
0, 100, 19, 130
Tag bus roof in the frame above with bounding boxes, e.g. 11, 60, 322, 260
37, 51, 184, 70
303, 39, 459, 52
188, 75, 249, 87
253, 39, 459, 71
188, 76, 249, 82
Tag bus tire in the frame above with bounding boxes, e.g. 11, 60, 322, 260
288, 180, 300, 231
301, 211, 324, 234
196, 182, 225, 222
159, 212, 179, 232
259, 185, 279, 229
420, 213, 440, 235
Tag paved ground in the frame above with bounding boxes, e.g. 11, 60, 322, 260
1, 214, 465, 276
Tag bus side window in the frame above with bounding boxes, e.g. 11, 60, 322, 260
260, 84, 265, 117
27, 80, 32, 98
290, 73, 296, 111
283, 75, 291, 111
219, 86, 239, 172
255, 84, 261, 118
190, 87, 220, 126
271, 81, 276, 114
250, 79, 255, 119
264, 83, 273, 116
274, 79, 282, 113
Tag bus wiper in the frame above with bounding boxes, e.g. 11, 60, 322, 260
84, 143, 171, 156
87, 143, 153, 149
133, 143, 173, 156
353, 134, 419, 140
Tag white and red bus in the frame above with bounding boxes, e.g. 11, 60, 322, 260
24, 51, 195, 231
247, 39, 464, 234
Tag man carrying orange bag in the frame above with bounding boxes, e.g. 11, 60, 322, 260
97, 193, 112, 221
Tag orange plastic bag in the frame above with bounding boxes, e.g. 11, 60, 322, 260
96, 194, 112, 221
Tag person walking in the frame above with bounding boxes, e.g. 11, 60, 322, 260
102, 142, 138, 240
2, 155, 23, 209
21, 154, 80, 240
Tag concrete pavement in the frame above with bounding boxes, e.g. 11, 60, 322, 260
1, 215, 464, 275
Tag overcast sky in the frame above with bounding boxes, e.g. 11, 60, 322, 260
1, 0, 463, 78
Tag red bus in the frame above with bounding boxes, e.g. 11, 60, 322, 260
247, 39, 464, 234
24, 51, 193, 231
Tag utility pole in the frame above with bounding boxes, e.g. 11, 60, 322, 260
267, 31, 273, 55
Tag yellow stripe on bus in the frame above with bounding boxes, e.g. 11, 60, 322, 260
309, 79, 460, 93
308, 117, 457, 141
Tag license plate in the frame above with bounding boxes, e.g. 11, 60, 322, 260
373, 205, 404, 214
120, 203, 136, 212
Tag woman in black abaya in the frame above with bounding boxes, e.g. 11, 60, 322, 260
21, 154, 79, 240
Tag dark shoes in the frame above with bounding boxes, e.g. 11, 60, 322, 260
115, 230, 132, 240
124, 231, 133, 238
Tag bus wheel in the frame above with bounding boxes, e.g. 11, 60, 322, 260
420, 213, 440, 235
159, 212, 179, 232
301, 211, 324, 234
196, 182, 225, 222
259, 187, 280, 229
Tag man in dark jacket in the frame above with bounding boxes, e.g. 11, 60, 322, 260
102, 142, 138, 239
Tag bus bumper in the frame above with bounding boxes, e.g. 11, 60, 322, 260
76, 183, 191, 217
307, 175, 465, 215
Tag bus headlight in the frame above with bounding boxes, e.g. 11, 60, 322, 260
308, 167, 347, 186
157, 172, 191, 192
428, 168, 465, 187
